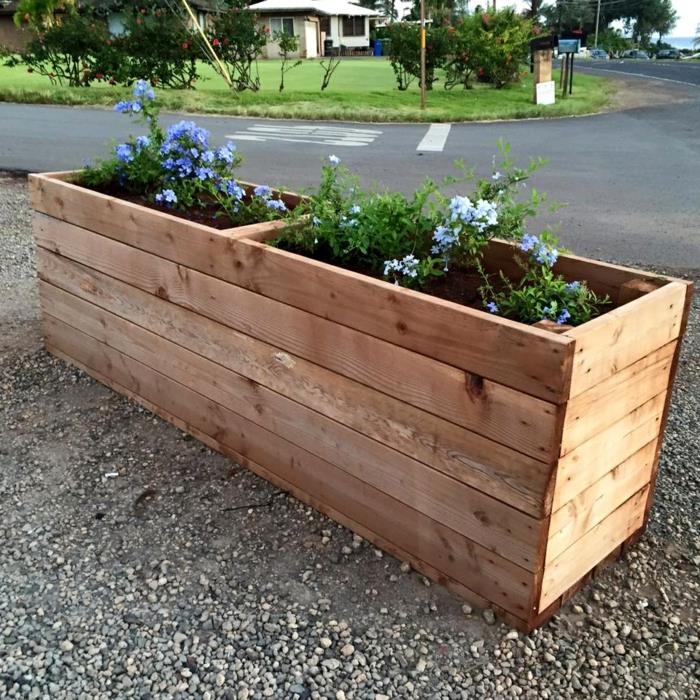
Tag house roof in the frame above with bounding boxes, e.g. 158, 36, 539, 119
248, 0, 379, 17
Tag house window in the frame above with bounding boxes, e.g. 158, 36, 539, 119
270, 17, 295, 36
319, 15, 331, 35
341, 16, 364, 37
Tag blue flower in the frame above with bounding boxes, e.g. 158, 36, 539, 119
486, 301, 499, 314
312, 216, 321, 226
383, 255, 420, 284
266, 199, 287, 213
520, 234, 539, 252
492, 171, 502, 181
114, 100, 132, 114
557, 309, 571, 325
328, 154, 340, 166
135, 135, 150, 151
130, 101, 142, 113
216, 144, 236, 164
133, 79, 155, 101
155, 189, 177, 205
222, 179, 245, 200
115, 143, 133, 163
535, 245, 558, 267
195, 167, 215, 181
349, 204, 361, 215
565, 281, 581, 292
253, 185, 273, 199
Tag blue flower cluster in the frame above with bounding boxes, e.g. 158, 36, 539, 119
542, 305, 572, 325
114, 80, 156, 116
383, 254, 420, 284
520, 233, 559, 268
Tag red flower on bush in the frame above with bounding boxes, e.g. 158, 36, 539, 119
95, 72, 104, 79
212, 38, 221, 47
182, 42, 189, 49
223, 38, 230, 45
482, 13, 490, 26
478, 67, 485, 76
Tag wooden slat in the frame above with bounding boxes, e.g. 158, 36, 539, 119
546, 440, 656, 564
40, 284, 546, 569
564, 281, 687, 398
33, 217, 562, 461
560, 342, 676, 454
222, 237, 575, 403
43, 317, 537, 617
552, 391, 666, 511
37, 249, 554, 517
539, 485, 649, 609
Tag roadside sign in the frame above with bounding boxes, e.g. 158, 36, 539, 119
558, 39, 579, 54
536, 81, 555, 105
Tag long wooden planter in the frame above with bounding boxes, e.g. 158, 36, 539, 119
30, 172, 693, 631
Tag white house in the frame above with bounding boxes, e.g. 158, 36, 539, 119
247, 0, 379, 59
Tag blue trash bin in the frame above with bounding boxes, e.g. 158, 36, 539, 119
373, 39, 382, 57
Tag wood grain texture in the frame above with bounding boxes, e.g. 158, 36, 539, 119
43, 316, 537, 618
560, 342, 676, 454
37, 249, 554, 518
40, 283, 546, 569
552, 391, 666, 511
34, 217, 561, 461
546, 440, 656, 564
564, 281, 687, 398
540, 485, 649, 609
226, 238, 575, 403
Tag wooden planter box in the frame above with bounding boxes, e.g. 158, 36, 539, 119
30, 172, 693, 631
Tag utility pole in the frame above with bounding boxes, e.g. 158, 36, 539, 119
594, 0, 601, 47
420, 0, 426, 110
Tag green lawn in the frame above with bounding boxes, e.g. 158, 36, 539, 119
0, 59, 614, 122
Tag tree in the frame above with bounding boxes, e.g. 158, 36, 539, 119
695, 24, 700, 49
523, 0, 544, 22
541, 0, 593, 35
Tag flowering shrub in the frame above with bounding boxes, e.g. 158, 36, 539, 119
206, 1, 268, 92
482, 234, 609, 325
277, 148, 606, 326
386, 22, 450, 91
80, 82, 290, 226
13, 9, 113, 86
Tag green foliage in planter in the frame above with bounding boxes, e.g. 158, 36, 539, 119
276, 147, 607, 327
80, 82, 291, 226
206, 0, 268, 92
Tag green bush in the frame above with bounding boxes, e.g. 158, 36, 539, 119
206, 0, 268, 92
117, 5, 199, 89
386, 22, 449, 91
13, 9, 112, 87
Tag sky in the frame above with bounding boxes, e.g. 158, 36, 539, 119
509, 0, 699, 36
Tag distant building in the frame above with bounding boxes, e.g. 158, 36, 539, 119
247, 0, 379, 58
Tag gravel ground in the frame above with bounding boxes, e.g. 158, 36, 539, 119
1, 172, 698, 699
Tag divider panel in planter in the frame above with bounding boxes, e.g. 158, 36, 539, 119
30, 172, 693, 630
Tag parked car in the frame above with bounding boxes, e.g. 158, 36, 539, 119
588, 48, 609, 60
656, 49, 681, 60
621, 49, 650, 60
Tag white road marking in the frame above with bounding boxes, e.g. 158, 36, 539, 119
417, 123, 451, 152
227, 124, 382, 147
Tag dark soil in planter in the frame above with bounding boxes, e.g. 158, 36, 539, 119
274, 241, 490, 312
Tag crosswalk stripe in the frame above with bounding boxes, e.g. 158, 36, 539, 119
417, 123, 451, 152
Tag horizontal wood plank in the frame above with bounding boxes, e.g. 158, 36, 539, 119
552, 391, 666, 511
540, 485, 648, 609
560, 342, 676, 454
43, 317, 537, 617
37, 249, 554, 517
30, 177, 574, 402
546, 440, 656, 564
40, 284, 546, 569
34, 217, 561, 461
564, 281, 688, 398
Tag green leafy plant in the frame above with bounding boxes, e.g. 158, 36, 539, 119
274, 30, 301, 92
206, 1, 268, 92
118, 5, 199, 89
80, 81, 291, 227
386, 22, 449, 90
480, 233, 610, 325
13, 8, 113, 86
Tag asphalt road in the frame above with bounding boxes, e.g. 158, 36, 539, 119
1, 66, 698, 269
577, 58, 700, 87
